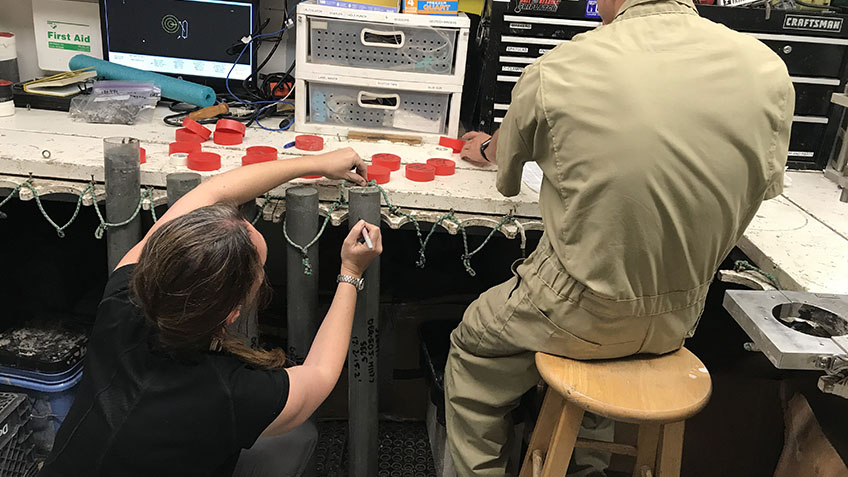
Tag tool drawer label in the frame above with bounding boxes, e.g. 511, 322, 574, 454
505, 46, 529, 53
586, 0, 600, 18
515, 0, 561, 13
501, 65, 525, 73
783, 15, 843, 33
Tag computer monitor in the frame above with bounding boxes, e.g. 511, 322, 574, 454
100, 0, 258, 90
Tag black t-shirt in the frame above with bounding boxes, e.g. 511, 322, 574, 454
40, 265, 289, 477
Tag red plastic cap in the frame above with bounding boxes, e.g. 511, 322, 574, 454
181, 117, 212, 140
372, 153, 401, 171
405, 163, 436, 182
426, 158, 455, 176
246, 146, 278, 160
0, 33, 13, 38
213, 130, 243, 145
187, 152, 221, 171
175, 128, 206, 143
295, 135, 324, 151
0, 80, 11, 87
439, 137, 464, 153
242, 154, 276, 166
139, 147, 146, 164
215, 118, 246, 136
367, 165, 391, 184
169, 141, 201, 155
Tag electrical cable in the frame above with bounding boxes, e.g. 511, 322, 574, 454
163, 1, 304, 130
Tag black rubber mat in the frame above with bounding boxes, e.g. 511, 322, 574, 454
316, 420, 437, 477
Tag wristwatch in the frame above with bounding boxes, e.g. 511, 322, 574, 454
337, 274, 365, 291
480, 138, 492, 162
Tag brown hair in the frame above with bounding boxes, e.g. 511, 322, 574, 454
130, 203, 286, 369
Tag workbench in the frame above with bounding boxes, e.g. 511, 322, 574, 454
1, 106, 845, 293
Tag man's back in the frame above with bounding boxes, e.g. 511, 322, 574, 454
444, 2, 795, 473
496, 0, 793, 347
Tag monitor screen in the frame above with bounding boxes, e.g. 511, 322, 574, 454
101, 0, 255, 82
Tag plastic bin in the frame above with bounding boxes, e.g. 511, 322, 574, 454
0, 363, 83, 457
308, 81, 450, 134
308, 16, 459, 75
0, 392, 37, 477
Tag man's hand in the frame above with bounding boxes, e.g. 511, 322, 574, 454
460, 132, 493, 167
314, 148, 368, 185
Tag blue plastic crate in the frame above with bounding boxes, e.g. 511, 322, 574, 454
0, 365, 83, 457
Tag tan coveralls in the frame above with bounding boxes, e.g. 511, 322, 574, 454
444, 0, 795, 474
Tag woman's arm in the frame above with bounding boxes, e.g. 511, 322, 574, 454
115, 148, 367, 270
261, 220, 382, 436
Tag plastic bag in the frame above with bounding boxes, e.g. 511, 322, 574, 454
70, 81, 161, 125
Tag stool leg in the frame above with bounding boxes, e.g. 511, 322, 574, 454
541, 401, 585, 477
656, 421, 685, 477
632, 423, 660, 477
520, 390, 564, 477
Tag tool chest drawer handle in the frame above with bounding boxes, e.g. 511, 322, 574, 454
360, 28, 406, 48
357, 91, 401, 110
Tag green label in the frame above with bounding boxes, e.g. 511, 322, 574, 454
48, 41, 91, 52
45, 19, 92, 52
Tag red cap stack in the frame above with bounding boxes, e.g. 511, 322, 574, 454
169, 141, 201, 155
426, 158, 455, 176
213, 119, 246, 145
213, 130, 243, 145
372, 153, 401, 171
367, 165, 391, 184
215, 119, 246, 135
181, 117, 212, 140
242, 146, 278, 166
243, 154, 276, 166
438, 136, 464, 153
246, 146, 278, 159
405, 163, 436, 182
295, 135, 324, 151
187, 152, 221, 171
175, 128, 207, 143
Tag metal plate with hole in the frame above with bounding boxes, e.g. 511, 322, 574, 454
723, 290, 848, 370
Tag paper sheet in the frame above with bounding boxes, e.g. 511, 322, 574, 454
522, 161, 543, 195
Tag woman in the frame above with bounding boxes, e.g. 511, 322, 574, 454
39, 148, 382, 476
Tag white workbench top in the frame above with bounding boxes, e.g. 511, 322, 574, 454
740, 171, 848, 295
0, 107, 541, 218
1, 106, 846, 294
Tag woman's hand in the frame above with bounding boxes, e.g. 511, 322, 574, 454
312, 148, 367, 185
460, 131, 493, 167
340, 220, 383, 278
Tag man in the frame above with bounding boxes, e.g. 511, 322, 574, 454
445, 0, 794, 474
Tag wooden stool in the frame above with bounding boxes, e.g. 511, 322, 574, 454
520, 348, 712, 477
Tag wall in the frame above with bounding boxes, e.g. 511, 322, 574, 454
0, 0, 294, 89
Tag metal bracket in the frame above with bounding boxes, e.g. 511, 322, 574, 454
723, 289, 848, 399
816, 354, 848, 374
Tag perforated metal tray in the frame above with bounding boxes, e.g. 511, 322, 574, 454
309, 17, 458, 75
308, 82, 449, 134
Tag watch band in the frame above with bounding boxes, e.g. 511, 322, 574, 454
337, 274, 365, 291
480, 138, 492, 162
